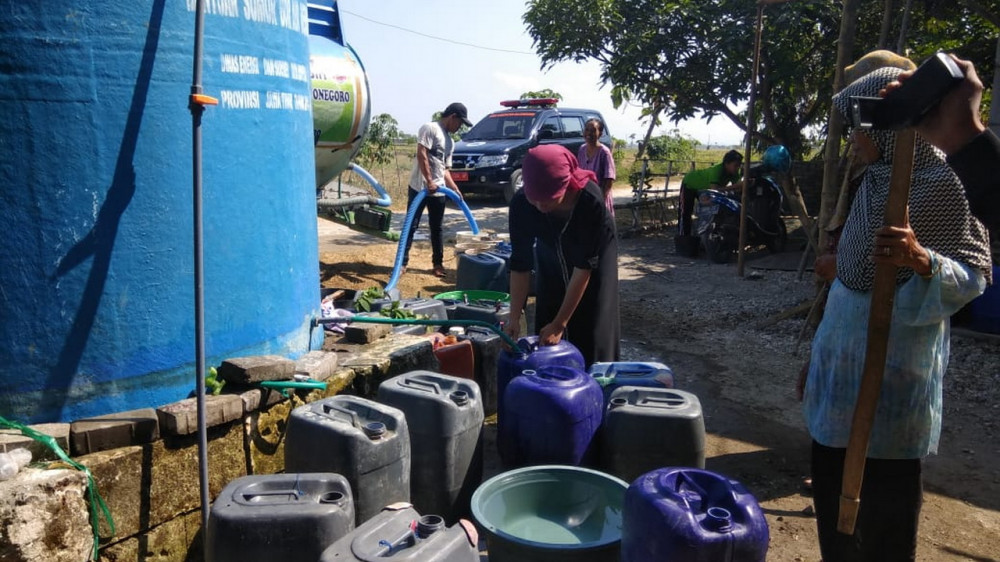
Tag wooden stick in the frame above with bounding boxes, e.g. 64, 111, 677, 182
837, 129, 915, 535
793, 281, 829, 356
755, 299, 813, 329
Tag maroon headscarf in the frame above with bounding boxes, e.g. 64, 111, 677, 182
522, 144, 597, 202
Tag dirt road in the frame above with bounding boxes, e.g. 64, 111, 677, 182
318, 197, 1000, 561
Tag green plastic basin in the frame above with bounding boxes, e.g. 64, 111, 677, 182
433, 290, 510, 303
471, 465, 627, 562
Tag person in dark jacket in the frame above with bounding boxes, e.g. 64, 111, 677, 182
882, 54, 1000, 232
504, 144, 620, 367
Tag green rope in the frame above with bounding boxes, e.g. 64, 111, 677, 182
0, 415, 115, 559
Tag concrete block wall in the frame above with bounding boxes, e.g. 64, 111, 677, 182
0, 334, 439, 561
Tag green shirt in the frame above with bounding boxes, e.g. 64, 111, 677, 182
682, 162, 741, 191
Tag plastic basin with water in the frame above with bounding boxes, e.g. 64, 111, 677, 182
471, 465, 627, 562
433, 290, 510, 303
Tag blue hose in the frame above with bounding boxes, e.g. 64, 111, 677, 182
441, 186, 480, 236
385, 189, 425, 291
347, 162, 392, 207
385, 186, 480, 292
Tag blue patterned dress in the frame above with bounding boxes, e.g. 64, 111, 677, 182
803, 250, 986, 458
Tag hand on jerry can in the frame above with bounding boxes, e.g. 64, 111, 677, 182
538, 321, 566, 346
502, 321, 521, 347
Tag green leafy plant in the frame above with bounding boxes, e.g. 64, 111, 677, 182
355, 113, 401, 170
379, 300, 417, 319
355, 286, 385, 312
205, 366, 225, 396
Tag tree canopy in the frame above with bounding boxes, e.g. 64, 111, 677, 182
523, 0, 999, 160
355, 113, 400, 170
519, 89, 563, 100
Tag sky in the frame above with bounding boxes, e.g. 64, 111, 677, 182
338, 0, 746, 147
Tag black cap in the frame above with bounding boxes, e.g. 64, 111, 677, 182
442, 102, 473, 127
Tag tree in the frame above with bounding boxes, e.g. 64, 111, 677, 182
524, 0, 999, 161
817, 0, 1000, 250
355, 113, 400, 171
818, 0, 862, 259
644, 131, 697, 163
524, 0, 845, 160
519, 89, 563, 100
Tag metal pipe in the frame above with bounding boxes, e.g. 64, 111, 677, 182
188, 0, 211, 549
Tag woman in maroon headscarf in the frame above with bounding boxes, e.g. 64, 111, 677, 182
504, 144, 620, 366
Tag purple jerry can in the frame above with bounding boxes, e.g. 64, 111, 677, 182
622, 467, 769, 561
498, 364, 603, 468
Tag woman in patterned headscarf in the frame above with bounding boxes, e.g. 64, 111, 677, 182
504, 144, 620, 367
802, 65, 993, 561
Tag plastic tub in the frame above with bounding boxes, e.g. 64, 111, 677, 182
471, 465, 627, 562
434, 290, 511, 303
453, 300, 511, 327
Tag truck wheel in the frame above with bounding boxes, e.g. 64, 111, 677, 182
503, 169, 523, 203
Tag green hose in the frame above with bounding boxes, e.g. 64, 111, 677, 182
259, 380, 327, 398
316, 315, 525, 352
0, 415, 115, 559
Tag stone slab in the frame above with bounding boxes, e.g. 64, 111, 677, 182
98, 509, 202, 562
217, 355, 295, 384
238, 388, 286, 414
344, 322, 391, 344
294, 350, 338, 381
81, 422, 246, 539
70, 408, 159, 456
156, 395, 243, 436
0, 423, 70, 462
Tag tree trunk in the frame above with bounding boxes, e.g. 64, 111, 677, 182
635, 104, 663, 160
818, 0, 861, 253
877, 0, 894, 49
895, 0, 913, 54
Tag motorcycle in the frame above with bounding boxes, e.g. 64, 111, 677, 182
694, 145, 790, 264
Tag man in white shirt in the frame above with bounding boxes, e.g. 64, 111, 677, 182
402, 102, 472, 278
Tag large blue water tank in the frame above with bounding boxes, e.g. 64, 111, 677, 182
0, 1, 325, 422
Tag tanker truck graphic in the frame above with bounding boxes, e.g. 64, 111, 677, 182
308, 1, 372, 188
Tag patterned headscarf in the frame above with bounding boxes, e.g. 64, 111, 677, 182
832, 66, 992, 291
522, 144, 597, 203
